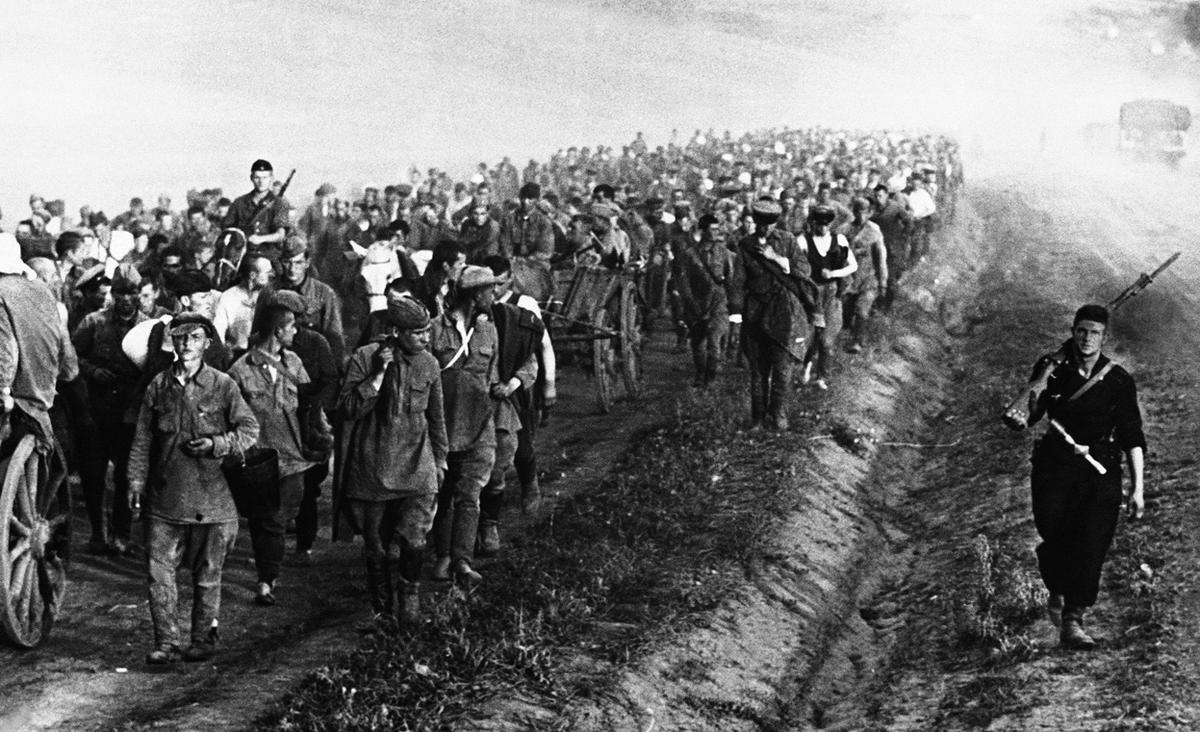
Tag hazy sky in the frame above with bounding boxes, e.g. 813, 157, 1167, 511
1, 0, 1193, 220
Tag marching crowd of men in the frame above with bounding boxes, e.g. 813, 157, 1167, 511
0, 127, 960, 664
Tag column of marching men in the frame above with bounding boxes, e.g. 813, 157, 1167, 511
0, 127, 961, 663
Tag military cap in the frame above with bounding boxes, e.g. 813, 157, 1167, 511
76, 263, 108, 291
384, 297, 431, 330
519, 182, 542, 200
251, 159, 273, 173
808, 205, 837, 225
749, 199, 783, 226
315, 182, 337, 197
281, 235, 309, 259
457, 265, 504, 290
111, 263, 142, 293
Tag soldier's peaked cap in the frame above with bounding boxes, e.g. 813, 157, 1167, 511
251, 159, 273, 173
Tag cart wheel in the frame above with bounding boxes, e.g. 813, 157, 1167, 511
592, 308, 616, 413
0, 435, 70, 649
619, 283, 644, 398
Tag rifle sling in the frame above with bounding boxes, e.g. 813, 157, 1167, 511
1067, 361, 1114, 403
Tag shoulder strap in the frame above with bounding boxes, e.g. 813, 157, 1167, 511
1067, 361, 1115, 403
442, 327, 475, 371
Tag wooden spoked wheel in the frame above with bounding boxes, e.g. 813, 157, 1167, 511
0, 435, 70, 649
591, 308, 616, 414
618, 283, 644, 399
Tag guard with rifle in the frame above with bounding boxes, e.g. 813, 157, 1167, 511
221, 159, 294, 260
729, 197, 817, 431
1005, 304, 1146, 650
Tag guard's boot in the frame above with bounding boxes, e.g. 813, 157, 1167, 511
477, 521, 501, 557
1060, 607, 1096, 650
1047, 593, 1064, 627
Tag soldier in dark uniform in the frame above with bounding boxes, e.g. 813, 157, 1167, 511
729, 199, 815, 430
1005, 304, 1146, 649
220, 159, 290, 260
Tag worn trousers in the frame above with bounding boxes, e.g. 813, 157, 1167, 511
689, 317, 728, 385
434, 441, 496, 563
1031, 449, 1122, 609
147, 517, 238, 647
514, 410, 538, 493
742, 330, 794, 424
843, 287, 877, 346
804, 288, 843, 379
247, 472, 304, 585
296, 462, 328, 553
80, 421, 135, 543
481, 427, 520, 524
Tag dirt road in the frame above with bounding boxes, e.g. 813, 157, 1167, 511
0, 332, 698, 731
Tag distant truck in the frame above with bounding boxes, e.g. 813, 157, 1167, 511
1118, 99, 1190, 166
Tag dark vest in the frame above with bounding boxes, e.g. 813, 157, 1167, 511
804, 232, 849, 285
491, 302, 544, 414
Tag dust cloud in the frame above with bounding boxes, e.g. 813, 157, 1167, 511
0, 0, 1193, 218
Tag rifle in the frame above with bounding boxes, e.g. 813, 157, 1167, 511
247, 168, 295, 235
1001, 251, 1181, 430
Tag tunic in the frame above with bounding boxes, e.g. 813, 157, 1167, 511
339, 344, 448, 500
0, 275, 79, 438
228, 348, 317, 478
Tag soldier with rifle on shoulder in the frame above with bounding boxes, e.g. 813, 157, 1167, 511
221, 159, 294, 261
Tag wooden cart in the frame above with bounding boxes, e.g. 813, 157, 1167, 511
543, 265, 645, 413
0, 425, 71, 649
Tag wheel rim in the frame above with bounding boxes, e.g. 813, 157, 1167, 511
0, 435, 68, 649
619, 284, 644, 398
592, 308, 615, 413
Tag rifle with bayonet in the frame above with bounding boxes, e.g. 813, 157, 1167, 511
1001, 251, 1180, 431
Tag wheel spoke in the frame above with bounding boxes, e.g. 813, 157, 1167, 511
22, 453, 39, 519
9, 515, 31, 539
9, 538, 30, 564
12, 552, 32, 624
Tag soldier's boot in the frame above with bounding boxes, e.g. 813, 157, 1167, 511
393, 550, 424, 627
479, 521, 501, 557
1060, 607, 1095, 650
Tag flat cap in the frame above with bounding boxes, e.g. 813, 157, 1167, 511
385, 297, 431, 330
76, 263, 108, 290
315, 182, 337, 197
168, 312, 216, 338
111, 263, 142, 293
457, 265, 504, 290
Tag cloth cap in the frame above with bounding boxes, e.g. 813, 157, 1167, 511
168, 312, 215, 338
0, 233, 26, 275
458, 265, 504, 290
281, 235, 308, 259
519, 182, 541, 199
111, 263, 142, 293
589, 202, 619, 219
315, 182, 337, 197
267, 289, 311, 316
385, 297, 431, 330
168, 269, 213, 297
396, 184, 413, 198
251, 158, 273, 173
